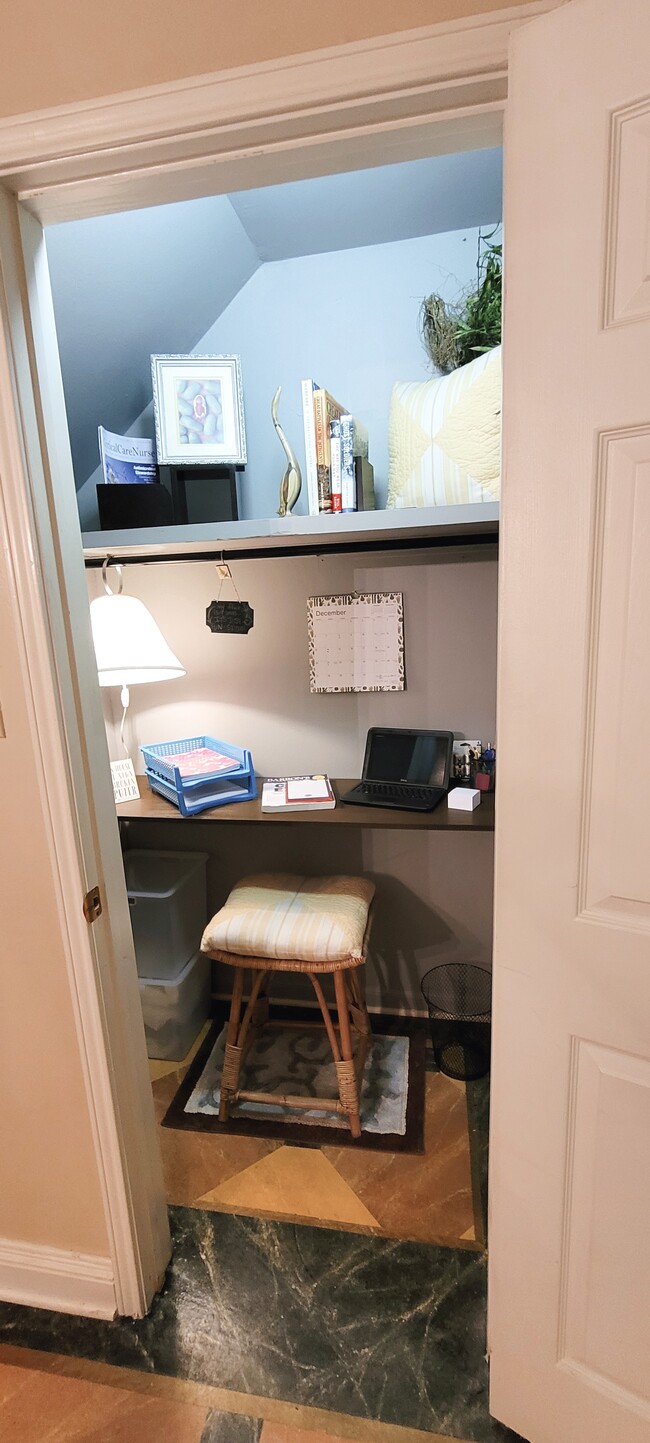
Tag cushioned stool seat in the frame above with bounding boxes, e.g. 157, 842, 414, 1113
201, 873, 375, 1138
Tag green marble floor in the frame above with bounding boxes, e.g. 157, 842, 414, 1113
0, 1206, 522, 1442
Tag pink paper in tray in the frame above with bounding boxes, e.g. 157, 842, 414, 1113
159, 747, 236, 777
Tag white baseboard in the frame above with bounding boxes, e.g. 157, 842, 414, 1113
0, 1237, 117, 1318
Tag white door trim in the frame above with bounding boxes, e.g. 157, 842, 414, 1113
0, 3, 557, 224
0, 190, 170, 1318
0, 1, 560, 1320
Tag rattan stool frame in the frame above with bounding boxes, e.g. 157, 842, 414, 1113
210, 915, 373, 1139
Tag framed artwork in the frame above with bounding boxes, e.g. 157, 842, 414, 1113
151, 354, 247, 466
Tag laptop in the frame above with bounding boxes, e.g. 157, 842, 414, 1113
339, 727, 454, 812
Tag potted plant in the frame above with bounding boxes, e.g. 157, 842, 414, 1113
419, 229, 502, 374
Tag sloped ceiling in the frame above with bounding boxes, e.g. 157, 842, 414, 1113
46, 196, 260, 489
46, 149, 502, 493
228, 149, 502, 261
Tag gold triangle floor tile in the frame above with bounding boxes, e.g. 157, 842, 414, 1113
198, 1145, 379, 1228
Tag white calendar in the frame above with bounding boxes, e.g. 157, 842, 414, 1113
307, 592, 405, 694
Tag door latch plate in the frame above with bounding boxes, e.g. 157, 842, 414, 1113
83, 885, 102, 923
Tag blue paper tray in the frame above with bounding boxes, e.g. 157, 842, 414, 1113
141, 735, 257, 817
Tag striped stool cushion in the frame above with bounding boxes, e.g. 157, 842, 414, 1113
201, 873, 375, 971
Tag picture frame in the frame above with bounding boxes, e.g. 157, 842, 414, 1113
151, 354, 247, 466
452, 739, 483, 782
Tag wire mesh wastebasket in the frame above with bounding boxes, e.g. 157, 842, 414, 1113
421, 962, 491, 1081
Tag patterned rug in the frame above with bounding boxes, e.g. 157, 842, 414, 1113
163, 1017, 426, 1152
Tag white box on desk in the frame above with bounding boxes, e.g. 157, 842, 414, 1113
447, 787, 481, 811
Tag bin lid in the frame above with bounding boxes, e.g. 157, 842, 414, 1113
138, 949, 205, 990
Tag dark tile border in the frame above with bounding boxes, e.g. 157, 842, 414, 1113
466, 1075, 490, 1245
200, 1407, 262, 1442
162, 1009, 426, 1154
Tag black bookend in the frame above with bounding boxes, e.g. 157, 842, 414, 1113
354, 457, 375, 511
96, 482, 174, 530
158, 465, 239, 524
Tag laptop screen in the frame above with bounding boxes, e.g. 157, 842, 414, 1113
365, 729, 450, 787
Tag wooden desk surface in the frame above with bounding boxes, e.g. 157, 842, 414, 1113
117, 776, 495, 832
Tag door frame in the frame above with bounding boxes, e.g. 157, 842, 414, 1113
0, 0, 557, 1318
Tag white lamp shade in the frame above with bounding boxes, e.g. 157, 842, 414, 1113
90, 593, 185, 687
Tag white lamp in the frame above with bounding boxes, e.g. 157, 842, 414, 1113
90, 560, 185, 757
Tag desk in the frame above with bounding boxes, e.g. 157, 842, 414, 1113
117, 776, 494, 832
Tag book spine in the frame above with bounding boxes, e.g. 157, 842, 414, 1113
301, 380, 319, 516
313, 389, 332, 512
340, 414, 357, 513
330, 419, 342, 514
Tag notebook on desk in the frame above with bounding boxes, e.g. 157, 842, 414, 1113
339, 727, 454, 813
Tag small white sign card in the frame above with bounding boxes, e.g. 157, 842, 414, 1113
111, 758, 140, 805
308, 592, 405, 694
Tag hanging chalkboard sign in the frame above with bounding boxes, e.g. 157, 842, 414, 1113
206, 599, 254, 634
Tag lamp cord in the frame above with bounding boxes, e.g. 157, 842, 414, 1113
119, 684, 130, 760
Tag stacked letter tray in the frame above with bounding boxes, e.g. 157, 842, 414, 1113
141, 735, 256, 816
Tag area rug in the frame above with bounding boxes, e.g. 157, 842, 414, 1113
163, 1015, 426, 1152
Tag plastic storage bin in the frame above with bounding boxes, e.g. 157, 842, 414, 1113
139, 951, 211, 1061
124, 849, 208, 979
140, 735, 256, 816
421, 962, 492, 1081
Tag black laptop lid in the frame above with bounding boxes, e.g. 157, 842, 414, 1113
362, 728, 453, 788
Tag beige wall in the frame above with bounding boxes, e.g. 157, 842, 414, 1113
0, 536, 109, 1255
0, 0, 525, 118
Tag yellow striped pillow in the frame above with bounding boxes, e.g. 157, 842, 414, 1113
387, 346, 501, 509
201, 873, 375, 969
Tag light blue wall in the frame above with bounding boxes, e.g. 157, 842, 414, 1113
196, 226, 496, 518
47, 195, 260, 491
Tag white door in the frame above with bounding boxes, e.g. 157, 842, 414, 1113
0, 190, 170, 1314
489, 1, 650, 1440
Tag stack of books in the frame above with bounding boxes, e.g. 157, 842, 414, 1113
261, 775, 336, 812
301, 381, 374, 517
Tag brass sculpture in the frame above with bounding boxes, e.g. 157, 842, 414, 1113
272, 385, 302, 516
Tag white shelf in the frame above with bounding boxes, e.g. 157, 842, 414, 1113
82, 503, 499, 564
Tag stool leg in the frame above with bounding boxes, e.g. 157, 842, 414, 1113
220, 966, 245, 1123
308, 972, 341, 1062
334, 969, 361, 1139
348, 967, 372, 1037
237, 968, 270, 1055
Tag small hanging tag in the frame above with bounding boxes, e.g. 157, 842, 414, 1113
206, 599, 254, 633
111, 758, 140, 805
206, 560, 254, 633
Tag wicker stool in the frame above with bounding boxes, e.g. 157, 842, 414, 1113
200, 872, 375, 1139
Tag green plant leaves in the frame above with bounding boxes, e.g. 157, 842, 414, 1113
419, 233, 502, 371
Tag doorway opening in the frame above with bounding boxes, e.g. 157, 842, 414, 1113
42, 142, 500, 1260
0, 53, 507, 1436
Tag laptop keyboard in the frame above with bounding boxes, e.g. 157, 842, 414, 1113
360, 782, 436, 803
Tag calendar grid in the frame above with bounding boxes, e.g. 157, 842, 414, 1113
307, 592, 405, 694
